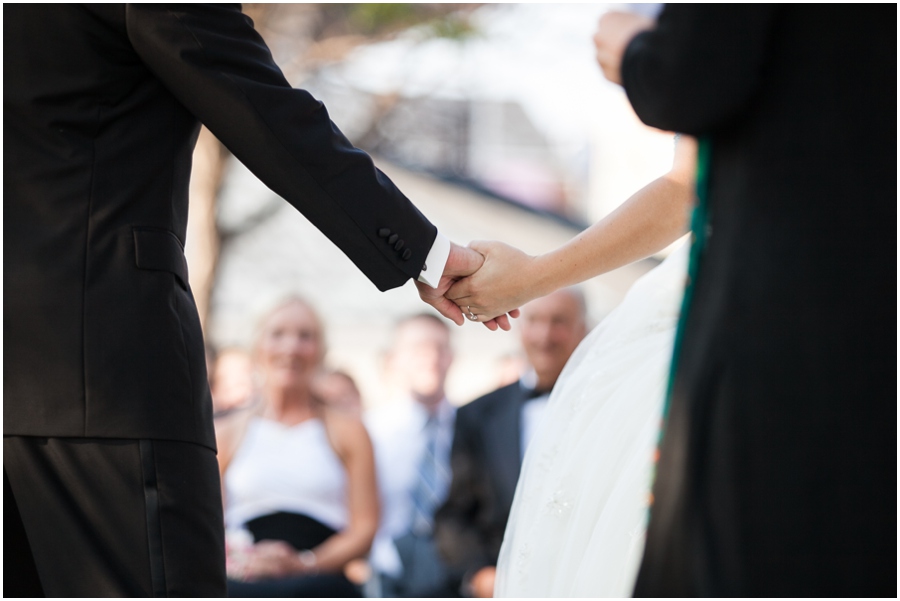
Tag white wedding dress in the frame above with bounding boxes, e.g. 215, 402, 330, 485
494, 241, 689, 597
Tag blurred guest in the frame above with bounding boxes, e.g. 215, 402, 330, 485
211, 347, 255, 415
216, 297, 378, 597
434, 289, 587, 597
494, 353, 527, 389
366, 314, 457, 597
314, 369, 364, 416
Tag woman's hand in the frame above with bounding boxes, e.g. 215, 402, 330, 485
446, 241, 545, 321
241, 540, 306, 581
415, 241, 516, 331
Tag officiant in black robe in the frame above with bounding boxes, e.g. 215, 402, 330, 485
599, 4, 896, 596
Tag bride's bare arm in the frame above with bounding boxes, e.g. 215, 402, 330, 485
447, 136, 697, 319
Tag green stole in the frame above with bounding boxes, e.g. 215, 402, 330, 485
661, 136, 712, 429
646, 136, 712, 511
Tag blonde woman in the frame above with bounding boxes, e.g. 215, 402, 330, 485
216, 298, 378, 597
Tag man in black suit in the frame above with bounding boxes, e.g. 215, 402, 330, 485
3, 5, 506, 596
594, 5, 896, 596
434, 288, 587, 597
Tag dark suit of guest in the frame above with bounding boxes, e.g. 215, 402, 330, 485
4, 4, 437, 596
618, 5, 896, 596
434, 382, 543, 591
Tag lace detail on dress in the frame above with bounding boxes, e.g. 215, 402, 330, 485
544, 489, 574, 518
566, 386, 590, 417
536, 444, 559, 474
605, 298, 681, 349
515, 542, 532, 580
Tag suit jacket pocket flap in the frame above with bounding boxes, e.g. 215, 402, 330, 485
133, 227, 189, 289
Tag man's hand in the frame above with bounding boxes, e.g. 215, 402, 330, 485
468, 566, 497, 598
416, 242, 482, 326
593, 11, 655, 84
415, 242, 517, 331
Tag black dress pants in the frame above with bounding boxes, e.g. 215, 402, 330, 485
4, 436, 226, 597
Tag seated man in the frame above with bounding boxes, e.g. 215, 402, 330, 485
434, 288, 587, 597
367, 314, 458, 597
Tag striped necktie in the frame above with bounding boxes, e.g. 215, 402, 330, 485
409, 413, 450, 535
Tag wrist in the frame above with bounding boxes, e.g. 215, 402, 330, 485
530, 253, 562, 299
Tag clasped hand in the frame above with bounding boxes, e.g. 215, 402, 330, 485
228, 539, 314, 582
416, 241, 543, 330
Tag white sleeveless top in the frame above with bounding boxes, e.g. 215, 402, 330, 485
225, 417, 348, 532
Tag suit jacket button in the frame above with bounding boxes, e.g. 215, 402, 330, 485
394, 239, 405, 251
388, 234, 399, 245
378, 228, 391, 238
402, 248, 412, 261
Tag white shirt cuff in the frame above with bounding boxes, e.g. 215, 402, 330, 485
417, 231, 450, 288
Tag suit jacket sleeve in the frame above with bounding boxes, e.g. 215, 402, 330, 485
621, 5, 777, 134
125, 4, 436, 291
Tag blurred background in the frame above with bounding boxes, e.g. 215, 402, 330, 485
187, 3, 676, 410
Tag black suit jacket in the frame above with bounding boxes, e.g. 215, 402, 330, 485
621, 5, 896, 596
434, 382, 529, 584
4, 5, 436, 450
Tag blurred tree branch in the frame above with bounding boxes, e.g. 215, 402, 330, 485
187, 4, 481, 333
